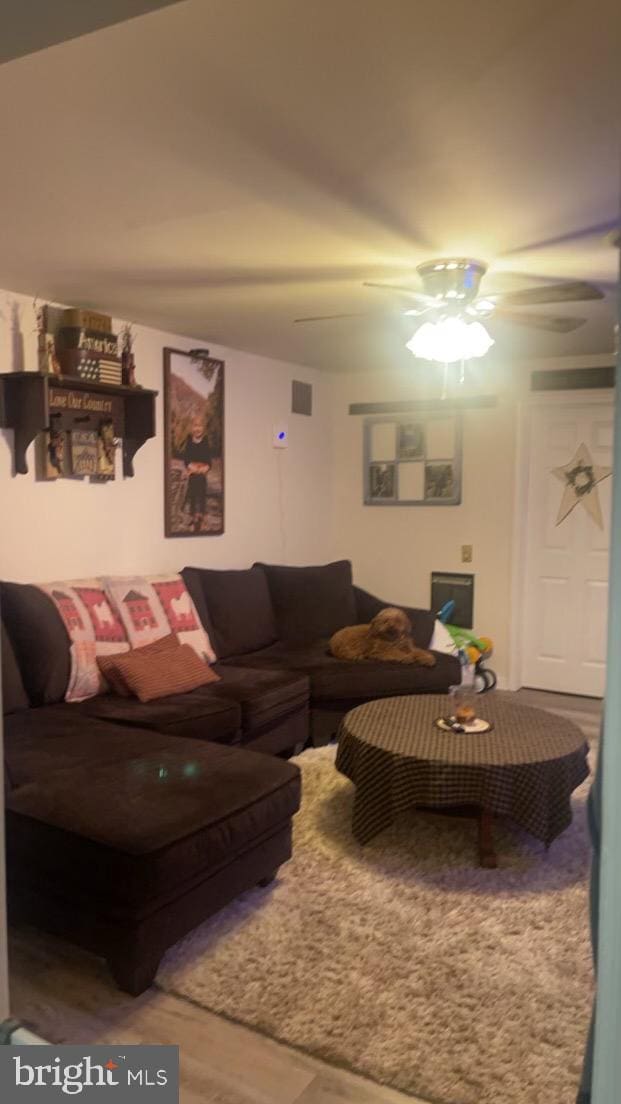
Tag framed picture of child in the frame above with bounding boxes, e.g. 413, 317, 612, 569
163, 348, 225, 536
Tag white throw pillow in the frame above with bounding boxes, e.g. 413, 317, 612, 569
103, 574, 216, 663
429, 619, 456, 655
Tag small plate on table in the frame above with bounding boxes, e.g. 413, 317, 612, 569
435, 716, 493, 735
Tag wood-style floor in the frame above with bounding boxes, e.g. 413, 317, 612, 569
10, 928, 424, 1104
8, 690, 601, 1104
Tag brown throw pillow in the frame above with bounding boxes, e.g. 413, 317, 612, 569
97, 657, 132, 697
110, 643, 220, 703
97, 633, 180, 697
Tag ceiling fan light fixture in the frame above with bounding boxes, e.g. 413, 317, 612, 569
405, 317, 494, 363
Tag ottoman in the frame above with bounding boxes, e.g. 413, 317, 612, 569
6, 732, 301, 994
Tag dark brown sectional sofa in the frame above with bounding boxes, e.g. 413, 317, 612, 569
1, 560, 460, 995
183, 561, 460, 744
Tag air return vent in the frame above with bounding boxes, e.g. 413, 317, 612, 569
292, 380, 312, 415
531, 366, 615, 391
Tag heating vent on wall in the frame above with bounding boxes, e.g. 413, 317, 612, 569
292, 380, 312, 415
430, 572, 474, 629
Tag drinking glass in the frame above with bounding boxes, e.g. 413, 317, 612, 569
448, 684, 477, 724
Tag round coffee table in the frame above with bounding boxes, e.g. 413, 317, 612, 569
335, 693, 590, 867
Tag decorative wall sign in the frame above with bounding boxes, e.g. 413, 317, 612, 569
553, 442, 612, 528
364, 414, 462, 505
71, 430, 98, 477
0, 372, 156, 477
35, 302, 129, 384
48, 387, 119, 418
164, 348, 225, 536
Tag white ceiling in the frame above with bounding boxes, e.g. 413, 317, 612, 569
0, 0, 618, 372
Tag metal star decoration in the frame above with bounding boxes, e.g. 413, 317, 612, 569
553, 442, 612, 528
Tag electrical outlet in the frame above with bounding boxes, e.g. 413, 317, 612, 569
461, 544, 473, 563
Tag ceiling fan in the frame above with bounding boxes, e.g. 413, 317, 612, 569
293, 257, 604, 348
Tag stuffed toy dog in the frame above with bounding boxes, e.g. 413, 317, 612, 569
329, 607, 436, 666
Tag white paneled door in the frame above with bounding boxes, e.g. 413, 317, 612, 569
521, 398, 614, 696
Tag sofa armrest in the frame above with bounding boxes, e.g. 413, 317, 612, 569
353, 586, 435, 648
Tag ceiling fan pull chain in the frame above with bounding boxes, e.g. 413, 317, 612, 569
442, 361, 449, 400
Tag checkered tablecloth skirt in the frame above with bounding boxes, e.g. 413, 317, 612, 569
335, 694, 590, 846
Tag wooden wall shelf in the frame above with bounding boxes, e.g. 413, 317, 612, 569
0, 372, 157, 477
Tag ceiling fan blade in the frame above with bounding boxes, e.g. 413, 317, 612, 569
294, 310, 401, 324
362, 281, 435, 306
498, 220, 620, 258
493, 308, 587, 333
485, 280, 604, 307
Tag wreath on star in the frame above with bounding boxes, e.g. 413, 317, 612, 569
564, 463, 595, 498
553, 443, 612, 528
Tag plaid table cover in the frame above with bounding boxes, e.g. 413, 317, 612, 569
335, 692, 590, 846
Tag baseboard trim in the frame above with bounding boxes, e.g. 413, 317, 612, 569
0, 1018, 48, 1045
11, 1027, 49, 1045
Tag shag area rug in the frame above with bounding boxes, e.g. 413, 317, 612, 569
158, 737, 595, 1104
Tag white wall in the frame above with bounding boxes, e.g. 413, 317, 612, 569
0, 290, 333, 581
330, 354, 616, 686
330, 363, 518, 682
0, 287, 614, 687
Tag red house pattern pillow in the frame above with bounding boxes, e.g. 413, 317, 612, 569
38, 579, 130, 702
103, 574, 215, 663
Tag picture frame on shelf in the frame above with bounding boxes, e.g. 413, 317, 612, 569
163, 347, 225, 537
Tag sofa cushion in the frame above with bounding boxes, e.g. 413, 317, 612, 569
6, 740, 301, 908
182, 566, 277, 659
254, 561, 357, 643
78, 667, 307, 740
0, 582, 70, 705
107, 642, 220, 703
212, 665, 309, 733
224, 641, 461, 700
3, 706, 176, 789
75, 687, 241, 744
1, 623, 29, 715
